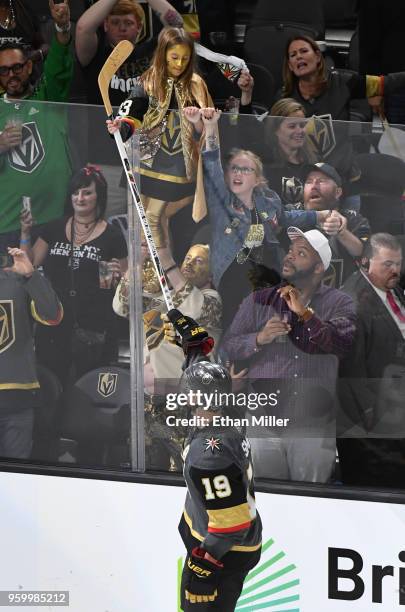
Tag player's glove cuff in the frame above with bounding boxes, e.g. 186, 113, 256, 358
184, 547, 223, 604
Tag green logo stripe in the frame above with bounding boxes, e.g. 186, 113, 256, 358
244, 551, 286, 583
235, 594, 300, 611
241, 564, 298, 596
236, 579, 300, 607
177, 557, 183, 612
260, 538, 275, 554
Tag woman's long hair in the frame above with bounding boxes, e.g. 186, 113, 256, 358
282, 35, 328, 97
141, 27, 196, 104
65, 165, 108, 220
267, 98, 316, 163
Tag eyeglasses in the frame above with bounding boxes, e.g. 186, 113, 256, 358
0, 62, 27, 77
230, 165, 256, 175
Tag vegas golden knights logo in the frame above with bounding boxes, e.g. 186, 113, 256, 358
306, 114, 336, 158
161, 112, 182, 155
97, 373, 118, 398
0, 301, 15, 354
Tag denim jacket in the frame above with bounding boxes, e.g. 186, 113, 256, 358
202, 147, 317, 288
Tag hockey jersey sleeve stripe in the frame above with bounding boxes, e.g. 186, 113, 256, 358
183, 510, 261, 552
30, 300, 63, 326
208, 521, 252, 534
207, 503, 252, 533
365, 75, 383, 97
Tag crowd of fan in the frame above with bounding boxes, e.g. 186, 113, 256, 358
1, 0, 405, 490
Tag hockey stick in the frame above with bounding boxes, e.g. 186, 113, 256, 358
98, 40, 174, 311
98, 42, 214, 361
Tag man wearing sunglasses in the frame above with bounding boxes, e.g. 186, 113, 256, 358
0, 0, 73, 252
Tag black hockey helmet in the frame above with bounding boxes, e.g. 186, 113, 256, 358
179, 361, 232, 409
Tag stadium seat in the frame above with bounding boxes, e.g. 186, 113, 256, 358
251, 0, 325, 39
59, 366, 131, 468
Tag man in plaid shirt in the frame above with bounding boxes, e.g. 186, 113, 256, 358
222, 227, 356, 483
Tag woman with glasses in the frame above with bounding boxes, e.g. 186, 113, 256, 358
20, 165, 128, 387
190, 108, 330, 329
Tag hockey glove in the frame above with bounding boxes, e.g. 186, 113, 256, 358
167, 309, 214, 356
183, 547, 223, 604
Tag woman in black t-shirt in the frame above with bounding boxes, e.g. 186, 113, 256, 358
20, 165, 128, 386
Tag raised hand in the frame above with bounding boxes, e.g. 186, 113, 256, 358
277, 285, 306, 317
106, 117, 123, 134
237, 69, 254, 93
183, 106, 202, 124
321, 210, 346, 236
200, 107, 221, 125
49, 0, 70, 29
6, 248, 35, 277
20, 208, 33, 236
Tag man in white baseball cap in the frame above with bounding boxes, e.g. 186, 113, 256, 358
222, 225, 356, 483
287, 227, 332, 271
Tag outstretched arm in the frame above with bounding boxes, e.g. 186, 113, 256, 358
75, 0, 118, 66
200, 108, 221, 150
147, 0, 183, 27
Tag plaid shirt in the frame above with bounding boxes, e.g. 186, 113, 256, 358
221, 284, 356, 421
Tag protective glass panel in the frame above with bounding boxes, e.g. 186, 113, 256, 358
130, 106, 405, 491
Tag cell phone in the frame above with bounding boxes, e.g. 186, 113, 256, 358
0, 253, 13, 268
22, 196, 31, 213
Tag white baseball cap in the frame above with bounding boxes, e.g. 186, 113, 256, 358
287, 227, 332, 271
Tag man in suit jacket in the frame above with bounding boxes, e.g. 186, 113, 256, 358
338, 233, 405, 488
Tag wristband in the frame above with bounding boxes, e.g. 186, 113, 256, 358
55, 21, 71, 33
20, 238, 30, 245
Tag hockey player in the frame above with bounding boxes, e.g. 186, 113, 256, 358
178, 360, 262, 610
0, 247, 63, 458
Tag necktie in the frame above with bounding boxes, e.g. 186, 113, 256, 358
386, 290, 405, 322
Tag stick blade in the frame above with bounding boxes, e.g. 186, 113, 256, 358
98, 40, 135, 116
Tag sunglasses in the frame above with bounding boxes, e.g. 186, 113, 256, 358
0, 61, 27, 77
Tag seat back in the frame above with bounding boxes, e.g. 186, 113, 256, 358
61, 366, 131, 466
246, 63, 276, 114
251, 0, 325, 39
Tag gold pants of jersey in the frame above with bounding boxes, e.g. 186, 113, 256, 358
141, 194, 194, 248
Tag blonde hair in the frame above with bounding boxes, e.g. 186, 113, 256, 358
271, 98, 305, 117
226, 148, 268, 190
282, 35, 327, 97
191, 244, 210, 254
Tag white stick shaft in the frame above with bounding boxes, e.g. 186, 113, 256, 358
113, 130, 174, 311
